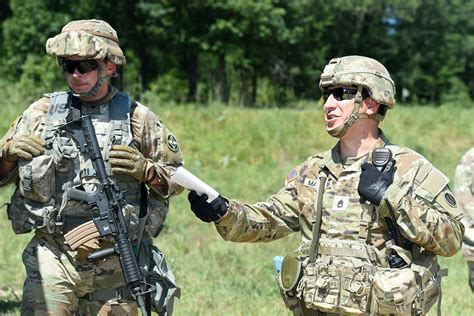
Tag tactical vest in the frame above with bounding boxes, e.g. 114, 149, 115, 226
279, 147, 443, 315
7, 92, 167, 239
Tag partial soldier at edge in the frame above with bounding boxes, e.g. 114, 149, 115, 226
187, 55, 464, 315
454, 147, 474, 292
0, 19, 183, 315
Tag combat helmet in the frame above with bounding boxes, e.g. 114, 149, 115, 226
319, 55, 396, 137
46, 19, 125, 98
46, 19, 125, 65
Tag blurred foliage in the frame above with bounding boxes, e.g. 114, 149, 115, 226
0, 0, 473, 106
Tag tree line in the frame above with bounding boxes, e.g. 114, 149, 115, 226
0, 0, 473, 106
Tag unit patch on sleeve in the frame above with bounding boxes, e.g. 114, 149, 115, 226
167, 134, 179, 152
444, 192, 457, 208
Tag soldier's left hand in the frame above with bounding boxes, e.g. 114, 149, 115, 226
188, 191, 229, 222
358, 162, 395, 206
109, 145, 152, 181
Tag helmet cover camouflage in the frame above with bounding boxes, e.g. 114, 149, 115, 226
46, 19, 126, 65
319, 55, 395, 108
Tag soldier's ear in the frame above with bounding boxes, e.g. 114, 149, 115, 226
104, 60, 117, 77
365, 99, 380, 115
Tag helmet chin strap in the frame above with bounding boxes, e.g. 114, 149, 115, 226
69, 63, 111, 99
327, 86, 379, 138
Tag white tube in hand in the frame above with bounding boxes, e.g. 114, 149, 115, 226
170, 166, 219, 202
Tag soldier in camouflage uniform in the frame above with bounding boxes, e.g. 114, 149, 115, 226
187, 56, 464, 315
0, 19, 183, 315
454, 148, 474, 291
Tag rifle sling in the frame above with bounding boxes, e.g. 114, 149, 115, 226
309, 168, 328, 263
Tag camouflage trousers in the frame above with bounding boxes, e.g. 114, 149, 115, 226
21, 231, 138, 316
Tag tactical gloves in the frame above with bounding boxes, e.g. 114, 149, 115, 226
188, 190, 229, 222
358, 162, 395, 206
109, 145, 155, 182
2, 134, 45, 161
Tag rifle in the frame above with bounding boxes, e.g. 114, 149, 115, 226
62, 115, 150, 315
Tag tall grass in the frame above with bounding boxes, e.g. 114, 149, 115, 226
0, 95, 473, 315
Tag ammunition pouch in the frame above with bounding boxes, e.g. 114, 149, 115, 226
18, 155, 55, 203
6, 154, 57, 234
294, 242, 443, 315
300, 256, 374, 314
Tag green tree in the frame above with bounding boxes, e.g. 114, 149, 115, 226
387, 0, 473, 103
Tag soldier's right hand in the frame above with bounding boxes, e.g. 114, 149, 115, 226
2, 135, 45, 162
188, 190, 229, 222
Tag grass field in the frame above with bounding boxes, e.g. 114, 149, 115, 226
0, 96, 473, 315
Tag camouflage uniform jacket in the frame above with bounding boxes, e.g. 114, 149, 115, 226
216, 131, 464, 259
0, 87, 183, 239
454, 148, 474, 262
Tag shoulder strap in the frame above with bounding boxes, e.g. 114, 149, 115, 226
309, 167, 328, 263
109, 91, 133, 146
102, 92, 134, 162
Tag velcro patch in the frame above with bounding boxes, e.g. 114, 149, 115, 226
332, 195, 349, 211
303, 177, 318, 188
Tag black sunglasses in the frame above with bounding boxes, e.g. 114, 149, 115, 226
60, 59, 99, 74
322, 87, 370, 101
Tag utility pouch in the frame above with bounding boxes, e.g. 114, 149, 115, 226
300, 259, 340, 313
371, 267, 417, 314
339, 263, 373, 314
300, 257, 374, 314
6, 188, 56, 234
139, 242, 180, 315
410, 252, 443, 314
276, 253, 304, 313
7, 188, 36, 234
18, 154, 55, 203
280, 252, 303, 291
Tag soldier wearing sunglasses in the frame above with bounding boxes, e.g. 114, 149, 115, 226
0, 19, 183, 315
187, 56, 464, 315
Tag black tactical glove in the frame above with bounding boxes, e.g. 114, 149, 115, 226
358, 162, 395, 206
188, 191, 229, 223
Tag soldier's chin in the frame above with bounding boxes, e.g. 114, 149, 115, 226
326, 125, 344, 138
69, 86, 94, 98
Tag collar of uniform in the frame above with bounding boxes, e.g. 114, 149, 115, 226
80, 85, 118, 114
325, 129, 391, 176
365, 129, 392, 165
